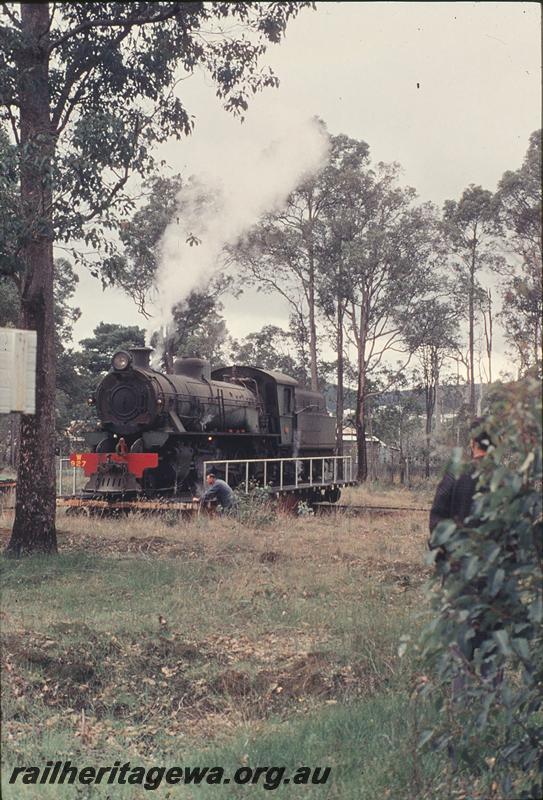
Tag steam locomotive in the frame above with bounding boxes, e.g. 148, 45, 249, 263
73, 346, 340, 502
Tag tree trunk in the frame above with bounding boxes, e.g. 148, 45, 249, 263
307, 244, 319, 391
355, 325, 367, 483
424, 400, 432, 480
9, 413, 20, 468
335, 303, 344, 455
356, 405, 368, 482
486, 289, 492, 384
534, 314, 541, 376
424, 351, 438, 479
6, 3, 58, 556
468, 237, 476, 415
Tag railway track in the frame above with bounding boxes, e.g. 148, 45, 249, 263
313, 503, 429, 515
56, 496, 429, 517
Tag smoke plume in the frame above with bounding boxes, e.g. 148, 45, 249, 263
148, 116, 329, 347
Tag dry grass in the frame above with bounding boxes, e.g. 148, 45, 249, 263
342, 482, 433, 508
1, 487, 434, 798
2, 492, 429, 577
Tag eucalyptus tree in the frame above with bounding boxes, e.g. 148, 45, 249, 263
159, 291, 230, 370
442, 185, 503, 414
493, 130, 542, 375
0, 124, 19, 278
406, 300, 460, 478
316, 134, 370, 450
102, 174, 184, 316
229, 324, 307, 383
0, 1, 312, 555
231, 128, 368, 393
78, 323, 146, 377
230, 158, 325, 389
341, 162, 440, 481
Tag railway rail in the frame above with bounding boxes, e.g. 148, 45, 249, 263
56, 496, 429, 518
313, 503, 429, 515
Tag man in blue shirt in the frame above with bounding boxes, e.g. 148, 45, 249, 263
198, 472, 235, 511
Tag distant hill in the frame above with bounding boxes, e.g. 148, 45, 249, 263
322, 382, 480, 416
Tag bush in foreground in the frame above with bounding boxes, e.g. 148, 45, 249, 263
417, 376, 542, 799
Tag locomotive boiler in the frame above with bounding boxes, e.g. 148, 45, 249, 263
74, 346, 338, 501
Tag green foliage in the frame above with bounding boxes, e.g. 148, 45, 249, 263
418, 376, 542, 798
0, 274, 19, 327
1, 2, 313, 278
53, 259, 81, 343
442, 184, 506, 297
170, 292, 229, 365
101, 174, 183, 310
493, 130, 541, 257
232, 485, 277, 527
297, 500, 314, 517
0, 125, 20, 278
499, 271, 542, 376
229, 324, 307, 381
494, 130, 542, 376
78, 322, 146, 376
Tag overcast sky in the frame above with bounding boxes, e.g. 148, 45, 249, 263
70, 1, 541, 377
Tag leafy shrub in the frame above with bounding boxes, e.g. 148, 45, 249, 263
417, 376, 542, 799
233, 484, 277, 527
297, 500, 314, 517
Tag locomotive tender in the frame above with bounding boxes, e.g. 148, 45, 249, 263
74, 346, 341, 502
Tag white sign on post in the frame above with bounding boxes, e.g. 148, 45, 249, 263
0, 328, 37, 414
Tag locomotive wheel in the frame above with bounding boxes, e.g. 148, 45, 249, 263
324, 487, 341, 504
309, 486, 341, 506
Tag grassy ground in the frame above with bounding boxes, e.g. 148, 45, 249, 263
1, 486, 442, 798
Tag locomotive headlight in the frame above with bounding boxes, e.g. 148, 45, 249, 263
112, 351, 132, 371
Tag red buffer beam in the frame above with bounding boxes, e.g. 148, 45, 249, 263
70, 452, 158, 478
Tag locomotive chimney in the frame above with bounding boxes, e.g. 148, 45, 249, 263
129, 346, 153, 368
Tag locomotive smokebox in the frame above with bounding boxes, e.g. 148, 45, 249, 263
173, 356, 211, 381
129, 347, 153, 368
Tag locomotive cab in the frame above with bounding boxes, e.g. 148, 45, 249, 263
210, 366, 335, 456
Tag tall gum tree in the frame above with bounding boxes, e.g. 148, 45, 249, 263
231, 176, 327, 391
405, 300, 460, 478
0, 2, 312, 555
493, 130, 542, 375
340, 162, 439, 481
232, 129, 369, 395
316, 134, 370, 452
442, 185, 503, 415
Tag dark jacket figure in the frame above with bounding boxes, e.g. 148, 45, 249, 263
429, 419, 498, 685
429, 468, 478, 535
429, 418, 492, 539
200, 475, 235, 510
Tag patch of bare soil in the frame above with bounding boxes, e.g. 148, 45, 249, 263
2, 622, 369, 743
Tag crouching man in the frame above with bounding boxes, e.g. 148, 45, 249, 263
195, 472, 235, 513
